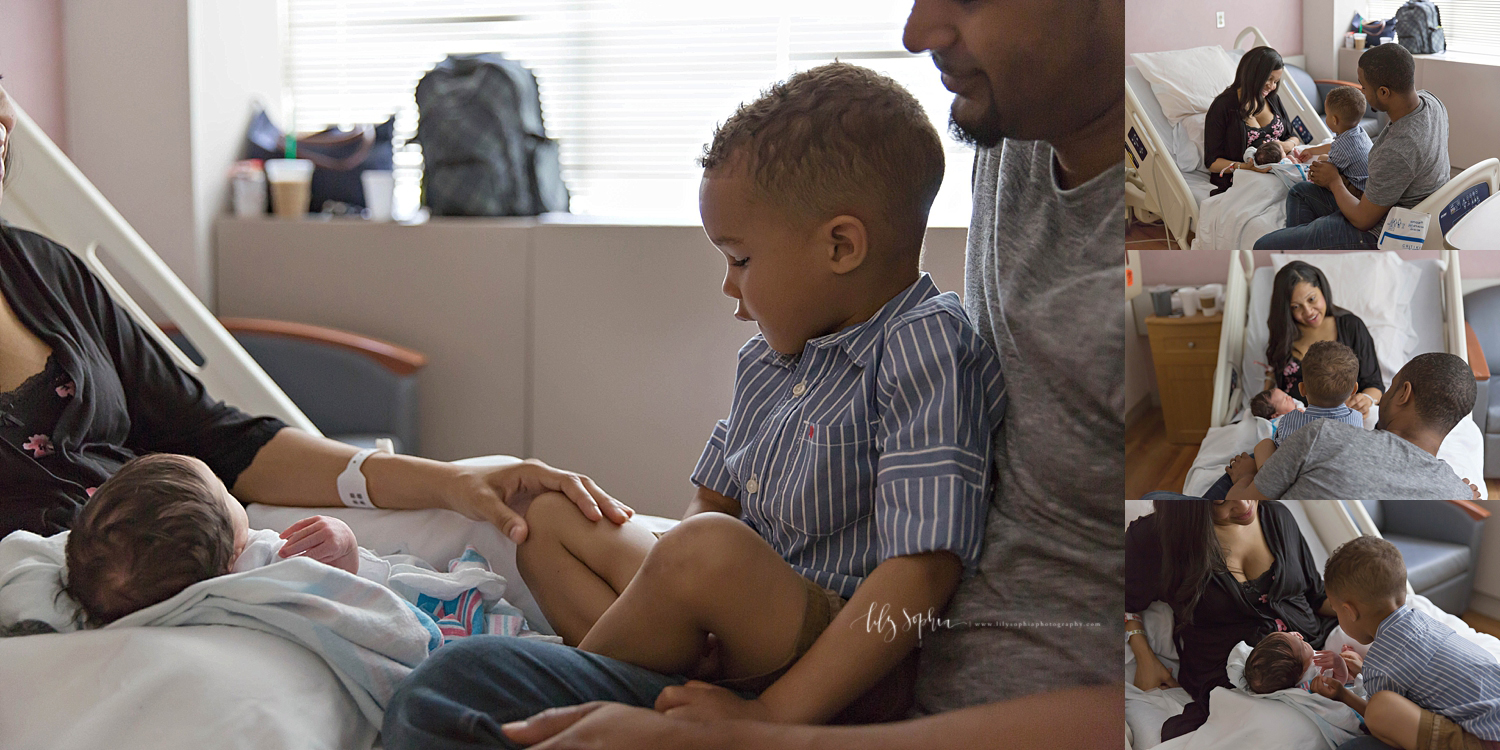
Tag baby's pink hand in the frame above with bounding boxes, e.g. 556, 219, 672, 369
278, 516, 360, 574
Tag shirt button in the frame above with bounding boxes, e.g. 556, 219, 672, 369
745, 477, 760, 494
791, 382, 807, 396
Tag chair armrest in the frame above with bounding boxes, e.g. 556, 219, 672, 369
1470, 322, 1490, 381
1446, 499, 1492, 521
165, 318, 428, 375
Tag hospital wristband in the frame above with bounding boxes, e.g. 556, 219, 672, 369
337, 448, 385, 509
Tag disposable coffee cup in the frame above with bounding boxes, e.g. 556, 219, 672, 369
265, 158, 315, 218
1197, 283, 1224, 316
361, 170, 395, 222
1353, 33, 1366, 49
1178, 287, 1199, 317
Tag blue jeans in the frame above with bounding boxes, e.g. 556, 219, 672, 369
382, 636, 690, 750
1253, 182, 1379, 250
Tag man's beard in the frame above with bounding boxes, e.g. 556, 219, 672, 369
948, 99, 1006, 150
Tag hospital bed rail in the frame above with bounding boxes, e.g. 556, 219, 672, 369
0, 96, 318, 433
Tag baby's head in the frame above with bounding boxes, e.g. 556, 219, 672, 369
1254, 140, 1284, 166
1244, 631, 1315, 694
1299, 340, 1359, 408
1324, 535, 1406, 645
64, 453, 248, 626
1251, 388, 1299, 420
1324, 86, 1367, 135
698, 62, 944, 355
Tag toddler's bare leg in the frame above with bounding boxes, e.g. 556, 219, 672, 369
516, 491, 658, 646
578, 513, 809, 680
1364, 691, 1422, 750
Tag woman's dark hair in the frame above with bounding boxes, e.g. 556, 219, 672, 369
1153, 499, 1226, 639
1266, 261, 1345, 386
1224, 46, 1285, 121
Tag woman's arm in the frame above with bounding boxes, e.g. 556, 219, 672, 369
232, 428, 631, 543
1203, 93, 1248, 176
1340, 314, 1386, 413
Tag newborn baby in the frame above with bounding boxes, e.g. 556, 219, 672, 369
1246, 141, 1312, 189
1245, 631, 1361, 706
1250, 388, 1304, 421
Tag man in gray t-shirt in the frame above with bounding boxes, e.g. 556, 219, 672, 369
1254, 44, 1450, 251
1224, 352, 1478, 501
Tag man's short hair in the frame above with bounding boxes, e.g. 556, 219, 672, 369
1359, 43, 1416, 93
1300, 340, 1359, 406
1325, 86, 1367, 125
1324, 535, 1406, 605
1245, 634, 1305, 694
699, 62, 945, 256
1395, 352, 1477, 433
64, 454, 236, 625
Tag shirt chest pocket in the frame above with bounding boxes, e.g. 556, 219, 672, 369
776, 419, 878, 536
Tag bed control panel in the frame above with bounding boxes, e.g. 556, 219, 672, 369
1439, 182, 1491, 235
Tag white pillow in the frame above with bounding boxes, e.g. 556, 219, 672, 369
1130, 46, 1238, 125
1270, 252, 1421, 390
1169, 112, 1207, 174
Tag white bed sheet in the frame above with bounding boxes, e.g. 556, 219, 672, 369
1189, 170, 1288, 253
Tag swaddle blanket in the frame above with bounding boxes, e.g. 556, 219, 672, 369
0, 530, 433, 726
1225, 640, 1367, 749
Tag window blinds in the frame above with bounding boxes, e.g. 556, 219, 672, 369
284, 0, 976, 225
1361, 0, 1500, 57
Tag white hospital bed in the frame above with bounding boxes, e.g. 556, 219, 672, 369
1124, 500, 1500, 750
1126, 27, 1331, 246
1182, 249, 1486, 499
1125, 27, 1500, 251
0, 97, 674, 748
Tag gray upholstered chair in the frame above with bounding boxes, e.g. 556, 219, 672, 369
167, 318, 426, 454
1465, 287, 1500, 476
1359, 500, 1491, 615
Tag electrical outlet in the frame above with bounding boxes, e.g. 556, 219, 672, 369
1216, 11, 1225, 28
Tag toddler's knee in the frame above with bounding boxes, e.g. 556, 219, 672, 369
642, 512, 754, 587
522, 491, 581, 540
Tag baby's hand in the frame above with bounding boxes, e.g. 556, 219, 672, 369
1314, 649, 1350, 684
1309, 674, 1344, 700
278, 516, 360, 574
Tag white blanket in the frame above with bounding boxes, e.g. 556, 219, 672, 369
1191, 169, 1288, 253
1224, 641, 1365, 750
0, 530, 435, 728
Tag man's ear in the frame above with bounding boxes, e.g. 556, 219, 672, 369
1298, 382, 1306, 398
821, 215, 869, 275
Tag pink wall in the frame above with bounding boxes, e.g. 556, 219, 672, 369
1138, 250, 1500, 288
0, 0, 67, 149
1126, 0, 1303, 58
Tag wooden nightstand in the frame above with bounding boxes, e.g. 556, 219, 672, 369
1146, 314, 1223, 444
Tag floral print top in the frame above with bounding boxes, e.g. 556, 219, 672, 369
1, 354, 74, 465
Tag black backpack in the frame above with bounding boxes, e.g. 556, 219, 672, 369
1393, 0, 1446, 55
415, 54, 570, 216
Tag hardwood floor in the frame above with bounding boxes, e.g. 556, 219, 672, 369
1463, 611, 1500, 639
1126, 406, 1199, 498
1126, 220, 1189, 251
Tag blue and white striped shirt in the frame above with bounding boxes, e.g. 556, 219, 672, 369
1273, 403, 1364, 446
1327, 126, 1374, 192
1363, 605, 1500, 741
690, 274, 1006, 599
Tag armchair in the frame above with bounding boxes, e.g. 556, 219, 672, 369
1359, 500, 1492, 614
1463, 288, 1500, 476
1281, 64, 1383, 140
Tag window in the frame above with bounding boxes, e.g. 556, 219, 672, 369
284, 1, 975, 226
1361, 1, 1500, 57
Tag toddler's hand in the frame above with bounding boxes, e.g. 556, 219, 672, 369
1339, 646, 1363, 677
1309, 674, 1344, 700
278, 516, 360, 574
1314, 649, 1350, 684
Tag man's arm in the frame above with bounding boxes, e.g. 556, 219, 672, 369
503, 685, 1122, 750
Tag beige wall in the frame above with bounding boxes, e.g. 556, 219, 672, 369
216, 219, 968, 518
0, 0, 67, 149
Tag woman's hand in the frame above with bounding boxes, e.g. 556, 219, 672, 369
1132, 652, 1180, 692
278, 515, 361, 574
1345, 392, 1374, 416
1226, 452, 1258, 484
444, 459, 634, 544
1279, 137, 1301, 153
